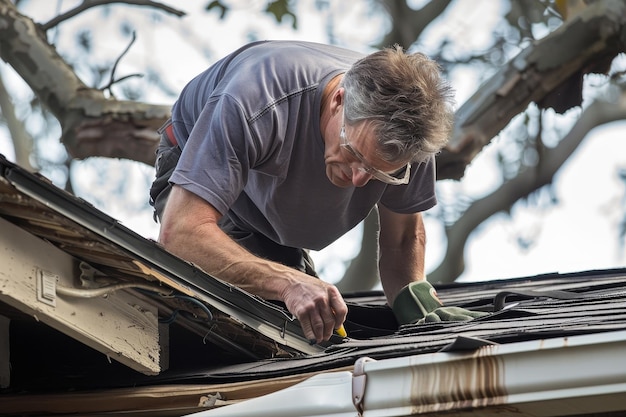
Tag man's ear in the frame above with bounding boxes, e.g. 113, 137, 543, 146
337, 87, 345, 105
332, 87, 345, 115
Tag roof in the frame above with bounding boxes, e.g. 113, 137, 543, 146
1, 153, 626, 416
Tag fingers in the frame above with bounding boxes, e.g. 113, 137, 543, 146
303, 305, 337, 344
329, 288, 348, 330
283, 281, 347, 344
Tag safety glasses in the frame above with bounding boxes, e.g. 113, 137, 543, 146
339, 124, 411, 185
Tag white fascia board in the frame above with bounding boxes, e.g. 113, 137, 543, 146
361, 330, 626, 416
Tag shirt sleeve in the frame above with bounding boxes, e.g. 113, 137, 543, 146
379, 156, 437, 214
169, 95, 254, 215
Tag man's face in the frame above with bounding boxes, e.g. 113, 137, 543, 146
324, 116, 411, 188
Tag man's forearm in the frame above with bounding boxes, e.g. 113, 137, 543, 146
378, 208, 427, 305
379, 244, 426, 305
158, 185, 347, 343
159, 205, 299, 301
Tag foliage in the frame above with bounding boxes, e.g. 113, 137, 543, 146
207, 0, 297, 28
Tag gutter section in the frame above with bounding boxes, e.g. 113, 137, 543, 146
361, 330, 626, 416
184, 330, 626, 417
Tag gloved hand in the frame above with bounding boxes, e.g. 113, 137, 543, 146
392, 281, 488, 325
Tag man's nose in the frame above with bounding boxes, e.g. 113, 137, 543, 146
351, 167, 372, 187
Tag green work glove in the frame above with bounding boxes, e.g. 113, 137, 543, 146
392, 281, 488, 325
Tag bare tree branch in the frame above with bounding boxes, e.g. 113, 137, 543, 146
40, 0, 185, 31
436, 0, 626, 180
376, 0, 452, 49
0, 72, 35, 171
100, 31, 144, 95
0, 0, 170, 165
429, 85, 626, 283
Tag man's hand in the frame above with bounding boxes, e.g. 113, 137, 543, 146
392, 281, 488, 325
281, 277, 347, 344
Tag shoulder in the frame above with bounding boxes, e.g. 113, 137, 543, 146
240, 40, 364, 61
224, 41, 364, 84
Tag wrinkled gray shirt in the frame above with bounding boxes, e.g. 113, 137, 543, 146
169, 40, 437, 251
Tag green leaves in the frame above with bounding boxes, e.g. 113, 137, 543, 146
206, 1, 227, 19
265, 0, 297, 30
206, 0, 297, 29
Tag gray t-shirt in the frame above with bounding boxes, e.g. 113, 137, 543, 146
169, 40, 437, 251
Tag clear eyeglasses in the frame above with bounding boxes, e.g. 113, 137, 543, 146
339, 124, 411, 185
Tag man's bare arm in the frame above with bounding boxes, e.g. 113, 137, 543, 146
158, 185, 347, 343
377, 205, 427, 305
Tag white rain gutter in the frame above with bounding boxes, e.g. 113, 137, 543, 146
184, 330, 626, 417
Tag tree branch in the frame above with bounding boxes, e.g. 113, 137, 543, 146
40, 0, 185, 31
0, 72, 35, 171
429, 86, 626, 283
436, 0, 626, 180
0, 0, 170, 165
100, 31, 143, 95
335, 207, 381, 293
376, 0, 452, 49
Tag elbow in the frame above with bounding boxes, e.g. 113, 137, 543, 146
157, 185, 223, 254
157, 219, 178, 250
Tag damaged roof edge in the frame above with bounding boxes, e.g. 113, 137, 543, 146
0, 154, 321, 355
182, 330, 626, 417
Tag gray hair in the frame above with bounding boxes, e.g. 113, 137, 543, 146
342, 45, 455, 164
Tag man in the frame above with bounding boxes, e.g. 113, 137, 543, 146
150, 40, 484, 344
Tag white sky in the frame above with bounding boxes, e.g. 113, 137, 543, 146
1, 0, 625, 285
